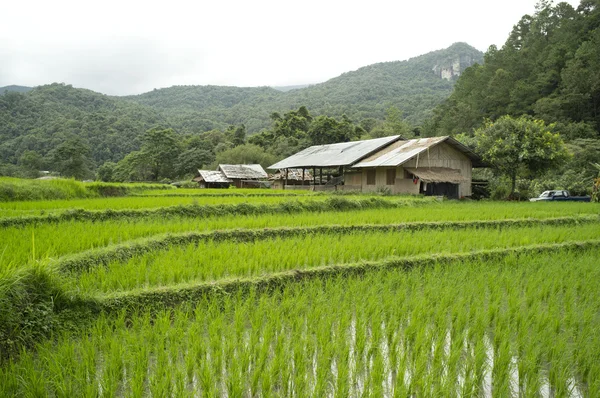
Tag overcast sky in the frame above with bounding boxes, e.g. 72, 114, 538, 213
0, 0, 581, 96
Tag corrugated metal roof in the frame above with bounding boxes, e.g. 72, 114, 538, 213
218, 164, 268, 179
267, 135, 402, 169
195, 170, 232, 183
353, 136, 485, 168
270, 168, 313, 181
407, 167, 468, 183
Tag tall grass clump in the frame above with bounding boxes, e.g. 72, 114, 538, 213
0, 178, 173, 203
0, 177, 90, 202
0, 265, 94, 363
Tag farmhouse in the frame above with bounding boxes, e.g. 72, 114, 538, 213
192, 170, 232, 188
218, 164, 268, 188
268, 136, 484, 198
192, 164, 269, 188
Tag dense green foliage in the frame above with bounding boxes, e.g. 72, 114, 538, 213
0, 84, 167, 175
429, 1, 600, 196
474, 116, 570, 196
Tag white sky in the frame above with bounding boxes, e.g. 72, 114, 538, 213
0, 0, 581, 95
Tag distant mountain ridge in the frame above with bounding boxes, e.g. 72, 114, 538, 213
271, 84, 311, 92
0, 42, 483, 169
0, 85, 33, 95
125, 42, 483, 132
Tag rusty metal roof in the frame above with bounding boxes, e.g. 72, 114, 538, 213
406, 167, 468, 183
218, 164, 268, 179
353, 136, 485, 168
194, 170, 232, 183
268, 135, 402, 169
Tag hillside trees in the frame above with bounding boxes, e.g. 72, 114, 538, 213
50, 137, 93, 179
430, 1, 600, 136
474, 116, 570, 197
214, 144, 278, 169
111, 128, 182, 181
427, 0, 600, 196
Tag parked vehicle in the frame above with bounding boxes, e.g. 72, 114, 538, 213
530, 190, 591, 202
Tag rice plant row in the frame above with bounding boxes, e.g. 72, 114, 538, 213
68, 222, 600, 295
0, 196, 409, 227
52, 215, 598, 274
2, 248, 598, 397
0, 194, 369, 217
1, 202, 597, 271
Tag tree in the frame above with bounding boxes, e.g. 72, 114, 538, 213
308, 115, 360, 145
592, 162, 600, 202
96, 161, 117, 182
228, 124, 246, 147
18, 150, 43, 178
139, 128, 182, 180
50, 137, 93, 179
214, 144, 278, 170
370, 107, 412, 138
176, 148, 214, 176
474, 115, 570, 197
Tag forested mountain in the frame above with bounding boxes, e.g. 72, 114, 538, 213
0, 83, 168, 171
430, 2, 600, 138
0, 85, 32, 95
0, 43, 482, 177
428, 0, 600, 197
271, 85, 311, 92
127, 42, 483, 133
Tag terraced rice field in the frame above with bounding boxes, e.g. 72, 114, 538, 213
0, 192, 598, 396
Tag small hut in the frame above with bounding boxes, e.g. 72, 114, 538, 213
270, 168, 313, 190
192, 170, 232, 188
218, 164, 268, 188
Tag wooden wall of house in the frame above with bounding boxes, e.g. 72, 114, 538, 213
401, 143, 472, 197
356, 142, 473, 197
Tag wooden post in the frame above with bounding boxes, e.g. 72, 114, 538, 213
313, 167, 316, 191
284, 168, 288, 190
302, 168, 305, 187
320, 168, 323, 186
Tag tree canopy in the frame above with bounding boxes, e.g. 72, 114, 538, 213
475, 116, 570, 197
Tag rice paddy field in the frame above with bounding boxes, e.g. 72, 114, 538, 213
0, 189, 599, 397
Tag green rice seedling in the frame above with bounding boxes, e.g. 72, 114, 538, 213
1, 201, 597, 271
2, 244, 600, 396
69, 223, 600, 294
0, 194, 325, 217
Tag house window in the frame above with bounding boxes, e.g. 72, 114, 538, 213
404, 169, 413, 179
386, 169, 396, 185
366, 170, 376, 185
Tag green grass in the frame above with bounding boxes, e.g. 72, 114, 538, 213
66, 222, 600, 294
136, 188, 318, 196
0, 194, 338, 216
0, 177, 172, 202
2, 248, 598, 396
0, 177, 90, 202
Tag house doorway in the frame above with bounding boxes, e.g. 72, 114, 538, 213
421, 182, 459, 199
